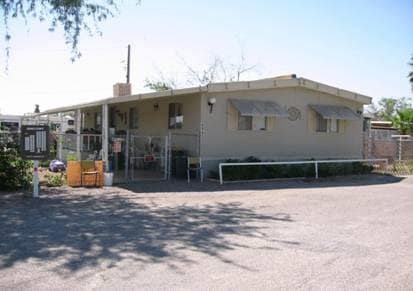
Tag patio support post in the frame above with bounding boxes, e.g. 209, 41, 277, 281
76, 109, 81, 161
125, 129, 129, 181
58, 113, 63, 160
102, 104, 109, 171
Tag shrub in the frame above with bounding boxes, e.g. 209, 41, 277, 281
45, 173, 65, 187
0, 136, 32, 190
210, 157, 374, 181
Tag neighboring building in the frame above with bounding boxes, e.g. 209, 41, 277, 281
363, 118, 413, 161
38, 75, 371, 181
0, 113, 74, 133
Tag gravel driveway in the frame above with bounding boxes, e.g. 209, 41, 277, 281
0, 175, 412, 290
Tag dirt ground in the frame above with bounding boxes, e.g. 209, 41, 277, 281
0, 175, 412, 290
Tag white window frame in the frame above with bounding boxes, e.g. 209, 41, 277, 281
237, 112, 268, 131
316, 112, 340, 133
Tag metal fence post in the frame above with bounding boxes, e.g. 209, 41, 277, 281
125, 130, 129, 181
76, 109, 81, 161
164, 135, 168, 180
315, 161, 319, 179
168, 131, 172, 180
219, 163, 223, 185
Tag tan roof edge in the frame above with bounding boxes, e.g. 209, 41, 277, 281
38, 86, 207, 115
39, 76, 372, 115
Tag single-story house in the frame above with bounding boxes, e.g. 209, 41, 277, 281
38, 74, 372, 181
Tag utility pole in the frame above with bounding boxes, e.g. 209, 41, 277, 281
126, 44, 131, 84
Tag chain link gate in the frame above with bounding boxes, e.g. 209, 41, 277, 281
128, 134, 169, 181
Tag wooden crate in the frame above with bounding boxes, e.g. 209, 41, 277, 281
67, 160, 104, 187
67, 161, 81, 187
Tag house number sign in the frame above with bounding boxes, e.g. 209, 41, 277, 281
287, 107, 302, 121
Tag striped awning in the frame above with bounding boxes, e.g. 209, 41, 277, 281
309, 105, 361, 120
229, 99, 289, 118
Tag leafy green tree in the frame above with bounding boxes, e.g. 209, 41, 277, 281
1, 1, 132, 62
144, 79, 174, 92
393, 108, 413, 135
368, 97, 412, 121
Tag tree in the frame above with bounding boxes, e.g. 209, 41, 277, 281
145, 51, 258, 92
1, 1, 124, 62
367, 97, 412, 121
144, 80, 173, 92
393, 108, 413, 135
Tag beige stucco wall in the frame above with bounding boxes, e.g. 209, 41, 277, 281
200, 87, 365, 162
82, 93, 201, 136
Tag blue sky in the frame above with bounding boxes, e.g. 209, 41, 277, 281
0, 0, 412, 114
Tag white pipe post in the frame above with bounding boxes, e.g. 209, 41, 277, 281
102, 104, 109, 171
315, 161, 319, 179
58, 113, 63, 160
168, 131, 172, 180
164, 135, 168, 180
125, 129, 129, 181
399, 136, 402, 161
76, 109, 81, 161
219, 163, 223, 185
33, 160, 39, 198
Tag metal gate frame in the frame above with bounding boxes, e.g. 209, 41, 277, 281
128, 134, 169, 181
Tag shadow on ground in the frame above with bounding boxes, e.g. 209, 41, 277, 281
0, 189, 293, 274
120, 174, 405, 194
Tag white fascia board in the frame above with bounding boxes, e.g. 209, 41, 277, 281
39, 77, 372, 115
207, 78, 371, 104
40, 86, 206, 115
299, 78, 372, 105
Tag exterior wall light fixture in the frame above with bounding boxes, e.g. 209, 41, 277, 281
208, 97, 216, 114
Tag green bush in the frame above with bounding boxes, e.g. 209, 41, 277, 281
45, 173, 65, 187
0, 137, 32, 190
210, 157, 374, 181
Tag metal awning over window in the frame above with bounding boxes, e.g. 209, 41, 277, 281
229, 99, 289, 118
309, 105, 361, 120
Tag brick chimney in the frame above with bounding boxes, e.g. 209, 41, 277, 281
113, 83, 132, 97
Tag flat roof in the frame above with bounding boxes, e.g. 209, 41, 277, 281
39, 75, 373, 115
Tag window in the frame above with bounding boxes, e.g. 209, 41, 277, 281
237, 113, 268, 131
94, 112, 102, 129
316, 113, 339, 133
168, 103, 183, 129
129, 107, 139, 129
0, 121, 19, 132
238, 113, 252, 130
68, 119, 74, 126
253, 116, 267, 131
329, 118, 339, 133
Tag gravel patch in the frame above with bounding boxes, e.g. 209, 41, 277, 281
0, 175, 412, 290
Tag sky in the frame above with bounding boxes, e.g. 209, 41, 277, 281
0, 0, 412, 115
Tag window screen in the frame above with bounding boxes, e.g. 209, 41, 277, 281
316, 113, 328, 132
238, 112, 252, 130
168, 103, 183, 129
129, 107, 139, 129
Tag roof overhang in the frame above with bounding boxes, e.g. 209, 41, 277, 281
207, 77, 372, 105
38, 76, 372, 115
38, 86, 206, 115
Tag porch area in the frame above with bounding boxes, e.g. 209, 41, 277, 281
39, 90, 202, 184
